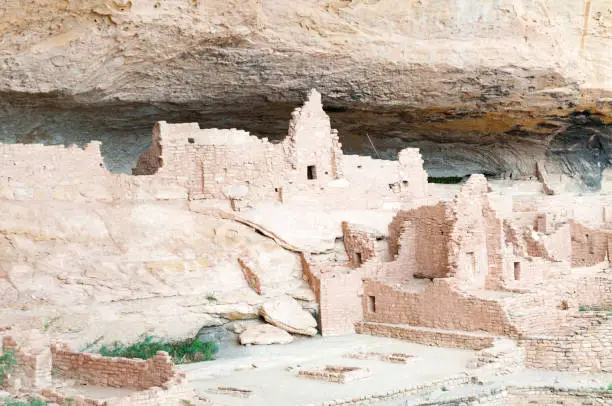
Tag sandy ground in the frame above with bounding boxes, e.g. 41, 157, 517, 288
382, 369, 612, 405
180, 335, 475, 406
179, 333, 612, 406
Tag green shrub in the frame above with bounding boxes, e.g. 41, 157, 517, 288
3, 396, 47, 406
579, 306, 607, 312
0, 350, 18, 387
608, 383, 612, 391
428, 177, 464, 184
98, 336, 217, 364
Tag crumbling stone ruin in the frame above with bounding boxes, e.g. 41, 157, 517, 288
1, 90, 611, 405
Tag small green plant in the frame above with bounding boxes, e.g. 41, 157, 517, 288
3, 396, 47, 406
608, 383, 612, 391
0, 350, 18, 388
98, 336, 217, 364
428, 177, 464, 184
578, 305, 607, 312
441, 386, 448, 392
206, 294, 217, 302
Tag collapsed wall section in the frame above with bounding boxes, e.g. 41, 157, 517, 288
342, 222, 377, 268
385, 203, 451, 281
1, 336, 51, 390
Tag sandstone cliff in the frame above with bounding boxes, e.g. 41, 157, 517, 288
0, 0, 611, 182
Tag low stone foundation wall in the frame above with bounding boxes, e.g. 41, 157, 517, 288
356, 322, 495, 350
344, 351, 414, 364
520, 312, 611, 372
411, 387, 611, 406
51, 344, 182, 390
298, 366, 371, 384
39, 373, 188, 406
307, 374, 470, 406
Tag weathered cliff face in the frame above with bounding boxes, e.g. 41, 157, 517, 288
1, 0, 611, 183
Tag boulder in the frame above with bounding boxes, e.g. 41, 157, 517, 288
239, 324, 294, 345
260, 296, 318, 336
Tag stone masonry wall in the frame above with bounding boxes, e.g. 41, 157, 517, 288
521, 313, 611, 372
0, 142, 110, 201
50, 344, 181, 390
342, 222, 377, 268
447, 175, 489, 288
570, 221, 610, 267
0, 141, 190, 202
362, 279, 516, 335
355, 322, 495, 350
319, 269, 364, 336
385, 203, 451, 281
574, 275, 612, 309
283, 89, 343, 186
147, 122, 287, 202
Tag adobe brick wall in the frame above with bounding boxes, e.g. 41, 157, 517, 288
342, 222, 377, 268
50, 344, 180, 390
362, 279, 516, 335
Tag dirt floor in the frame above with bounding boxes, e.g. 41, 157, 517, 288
179, 334, 611, 406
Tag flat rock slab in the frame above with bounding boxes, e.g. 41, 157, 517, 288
239, 324, 294, 345
260, 296, 318, 336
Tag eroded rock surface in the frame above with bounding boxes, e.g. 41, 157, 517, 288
260, 296, 318, 336
239, 323, 294, 345
0, 199, 312, 348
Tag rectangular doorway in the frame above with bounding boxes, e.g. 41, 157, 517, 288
367, 296, 376, 313
513, 262, 521, 280
307, 165, 317, 180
